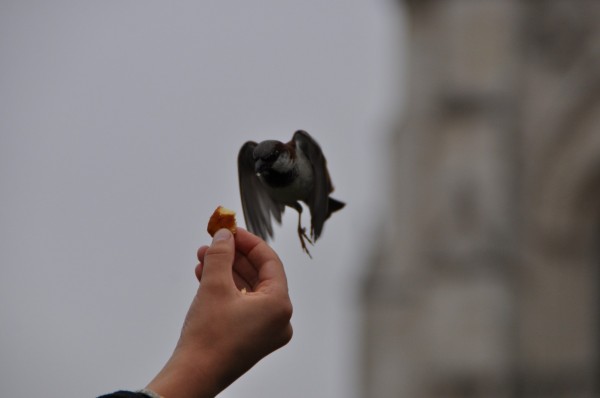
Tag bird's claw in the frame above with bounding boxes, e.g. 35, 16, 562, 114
298, 226, 313, 258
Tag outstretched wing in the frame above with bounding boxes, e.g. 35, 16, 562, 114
293, 130, 333, 240
238, 141, 285, 240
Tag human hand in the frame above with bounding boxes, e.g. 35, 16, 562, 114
146, 228, 293, 398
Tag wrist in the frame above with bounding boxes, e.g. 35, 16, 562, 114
146, 347, 223, 398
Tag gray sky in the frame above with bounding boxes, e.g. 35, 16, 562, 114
0, 1, 404, 397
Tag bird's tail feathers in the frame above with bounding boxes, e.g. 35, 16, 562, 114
327, 197, 345, 219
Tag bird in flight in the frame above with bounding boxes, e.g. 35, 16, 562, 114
238, 130, 345, 257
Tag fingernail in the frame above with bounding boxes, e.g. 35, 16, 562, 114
213, 229, 232, 242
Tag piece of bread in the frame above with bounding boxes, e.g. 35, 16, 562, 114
207, 206, 238, 237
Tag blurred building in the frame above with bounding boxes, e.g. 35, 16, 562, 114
363, 1, 600, 397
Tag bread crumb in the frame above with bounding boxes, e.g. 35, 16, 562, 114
207, 206, 237, 236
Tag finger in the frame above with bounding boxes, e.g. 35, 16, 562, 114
198, 243, 258, 287
232, 250, 259, 287
201, 228, 236, 290
232, 269, 253, 292
197, 245, 209, 262
195, 262, 203, 282
195, 246, 209, 283
234, 228, 268, 257
234, 228, 288, 292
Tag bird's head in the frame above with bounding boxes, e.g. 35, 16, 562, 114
252, 140, 294, 175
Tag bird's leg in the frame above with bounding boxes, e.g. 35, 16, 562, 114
291, 202, 313, 257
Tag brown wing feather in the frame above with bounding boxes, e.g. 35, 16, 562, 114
238, 141, 285, 240
292, 130, 332, 240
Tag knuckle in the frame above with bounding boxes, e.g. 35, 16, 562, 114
280, 299, 293, 322
271, 298, 293, 327
267, 301, 293, 349
281, 324, 293, 346
198, 279, 228, 297
205, 242, 231, 257
204, 246, 233, 265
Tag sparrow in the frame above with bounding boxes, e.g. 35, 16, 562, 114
238, 130, 345, 257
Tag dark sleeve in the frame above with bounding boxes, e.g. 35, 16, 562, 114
97, 391, 149, 398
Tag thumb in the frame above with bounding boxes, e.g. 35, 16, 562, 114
201, 229, 235, 290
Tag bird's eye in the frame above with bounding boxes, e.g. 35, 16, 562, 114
266, 151, 279, 162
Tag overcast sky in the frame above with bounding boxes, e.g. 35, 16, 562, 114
0, 2, 404, 397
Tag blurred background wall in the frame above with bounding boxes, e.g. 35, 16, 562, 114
363, 0, 600, 397
0, 1, 397, 397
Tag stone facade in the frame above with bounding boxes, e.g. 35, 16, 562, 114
363, 1, 600, 397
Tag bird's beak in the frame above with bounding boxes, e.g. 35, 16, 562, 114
255, 159, 268, 175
